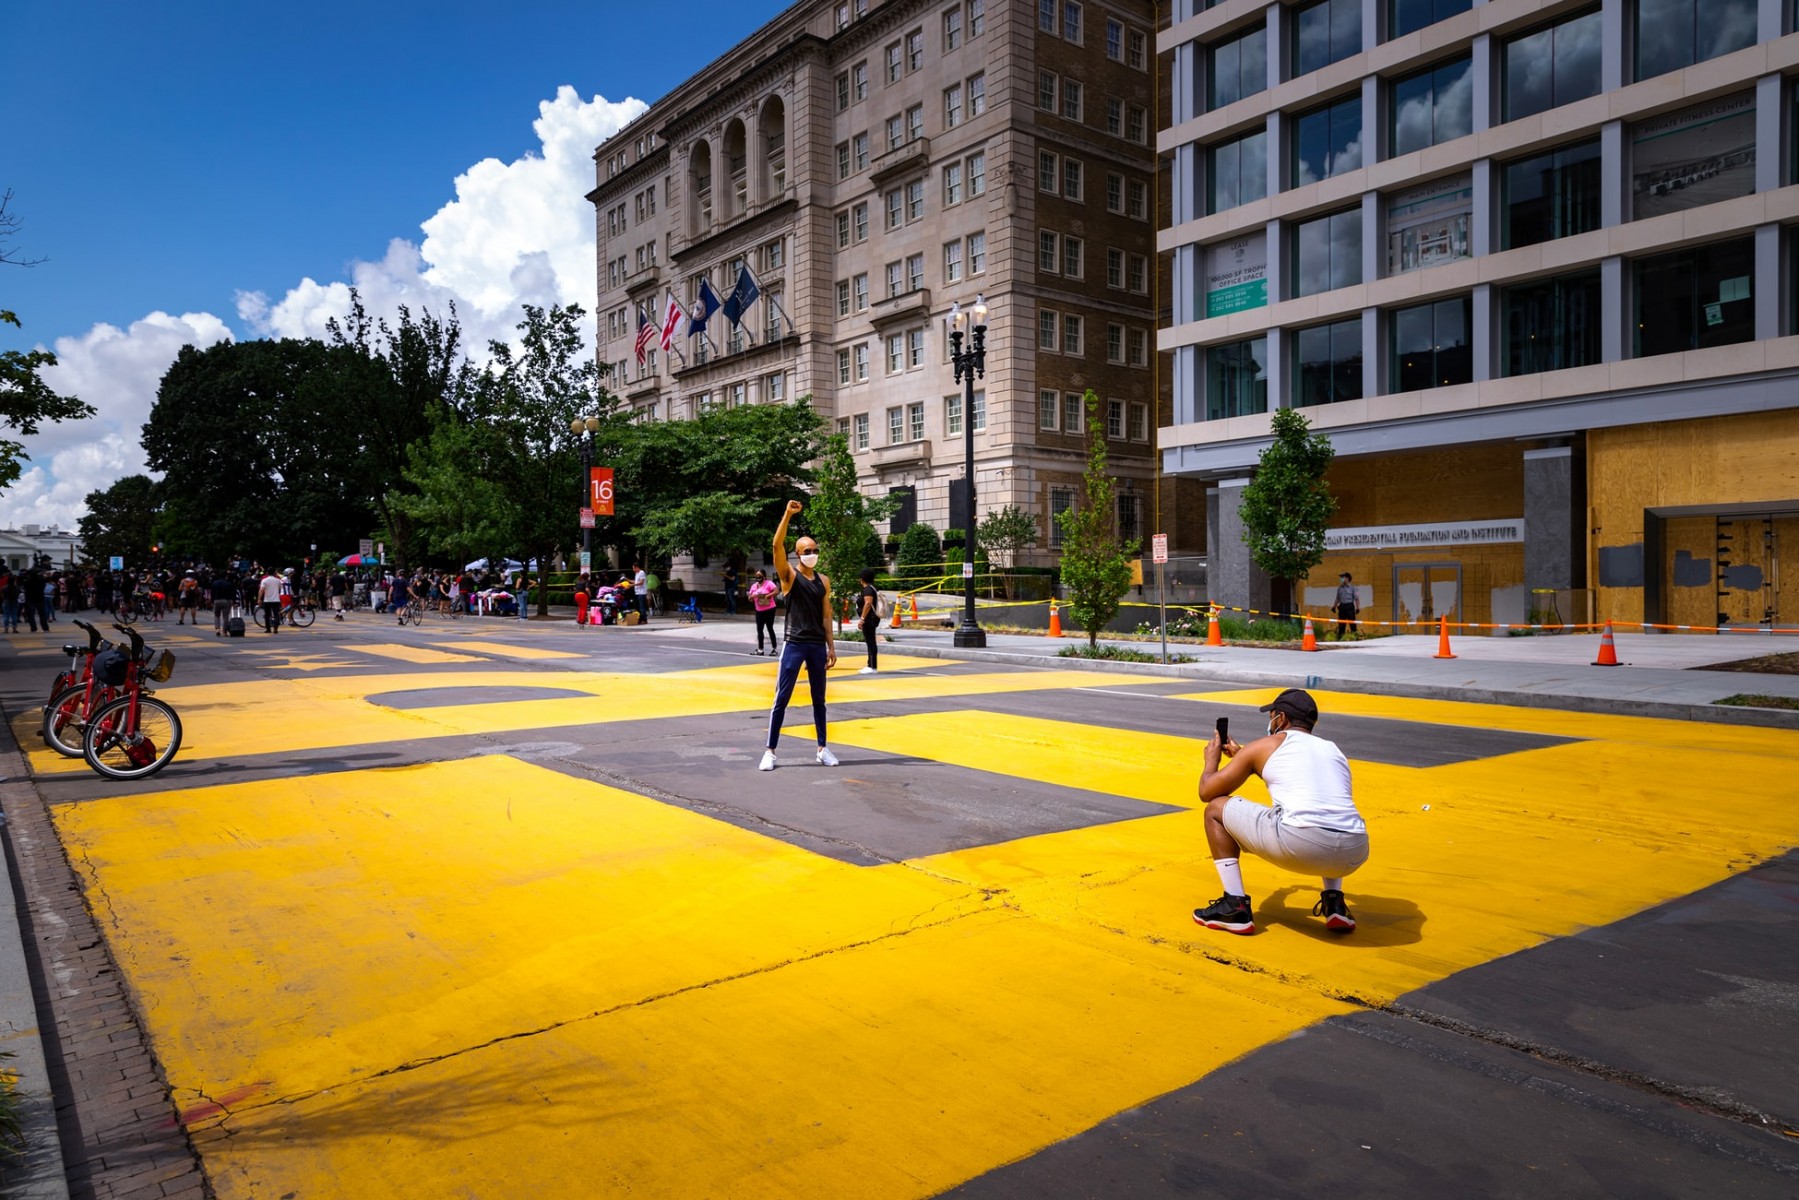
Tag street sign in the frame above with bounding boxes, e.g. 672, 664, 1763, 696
590, 467, 615, 515
1152, 533, 1168, 564
962, 561, 974, 578
579, 552, 591, 571
376, 542, 385, 565
579, 509, 596, 529
359, 538, 374, 557
109, 556, 123, 570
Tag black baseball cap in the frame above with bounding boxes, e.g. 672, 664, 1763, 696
1258, 688, 1319, 724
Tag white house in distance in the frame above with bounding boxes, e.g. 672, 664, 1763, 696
0, 524, 85, 570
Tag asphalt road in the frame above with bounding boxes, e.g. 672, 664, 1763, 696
2, 610, 1795, 1198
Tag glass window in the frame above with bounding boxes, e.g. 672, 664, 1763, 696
1107, 247, 1125, 288
1040, 389, 1060, 429
1293, 209, 1362, 296
906, 179, 925, 220
840, 350, 852, 385
1040, 70, 1057, 112
855, 343, 870, 381
1106, 96, 1123, 136
1293, 319, 1364, 407
1128, 29, 1146, 69
945, 240, 964, 282
837, 141, 851, 179
945, 83, 963, 128
1107, 401, 1125, 438
972, 390, 985, 431
1129, 403, 1148, 440
1501, 139, 1601, 249
909, 328, 925, 365
886, 261, 903, 298
1389, 0, 1470, 39
837, 280, 851, 317
1040, 230, 1060, 273
1293, 96, 1363, 187
853, 133, 869, 171
1049, 487, 1074, 547
1128, 254, 1147, 293
887, 42, 903, 83
1209, 24, 1267, 110
1039, 0, 1055, 32
886, 189, 903, 230
1063, 158, 1083, 200
1128, 179, 1147, 218
1039, 150, 1058, 192
968, 230, 986, 274
946, 394, 963, 437
1636, 0, 1756, 82
1063, 80, 1083, 122
1207, 338, 1269, 419
909, 401, 926, 441
970, 0, 985, 38
853, 62, 868, 102
1392, 57, 1473, 156
1127, 105, 1147, 143
945, 162, 963, 205
1063, 314, 1083, 354
969, 73, 985, 116
907, 253, 924, 290
836, 210, 851, 248
1634, 238, 1755, 355
907, 105, 925, 141
969, 151, 986, 194
854, 203, 868, 241
1107, 322, 1125, 361
853, 273, 869, 310
1106, 173, 1124, 212
1064, 0, 1082, 42
1209, 129, 1268, 214
1502, 9, 1601, 123
1106, 18, 1123, 59
1063, 392, 1085, 433
1128, 328, 1148, 366
1503, 270, 1601, 376
854, 413, 869, 449
945, 7, 962, 50
1391, 296, 1472, 391
1039, 310, 1059, 350
888, 333, 905, 374
1294, 0, 1361, 78
907, 29, 924, 69
837, 72, 850, 111
888, 406, 904, 443
1631, 94, 1756, 221
1064, 236, 1083, 278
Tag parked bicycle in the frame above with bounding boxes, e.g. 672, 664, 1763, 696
46, 618, 110, 710
254, 597, 316, 630
41, 622, 117, 756
80, 624, 182, 780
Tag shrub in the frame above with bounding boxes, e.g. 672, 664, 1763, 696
894, 522, 943, 574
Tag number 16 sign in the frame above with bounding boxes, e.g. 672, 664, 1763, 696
590, 467, 615, 515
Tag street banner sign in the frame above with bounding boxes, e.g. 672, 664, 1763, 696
1152, 533, 1168, 564
590, 467, 615, 515
579, 509, 596, 529
359, 538, 374, 557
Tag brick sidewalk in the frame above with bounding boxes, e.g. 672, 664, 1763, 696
0, 725, 208, 1200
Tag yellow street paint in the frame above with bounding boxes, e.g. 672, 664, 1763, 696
348, 643, 483, 664
441, 640, 587, 660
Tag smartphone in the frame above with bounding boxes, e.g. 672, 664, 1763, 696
1215, 716, 1229, 741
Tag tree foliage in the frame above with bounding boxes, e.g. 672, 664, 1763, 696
804, 432, 898, 618
893, 521, 943, 578
1240, 407, 1337, 607
977, 504, 1039, 570
1057, 390, 1138, 648
77, 474, 161, 569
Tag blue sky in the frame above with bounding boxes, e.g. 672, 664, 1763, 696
1, 0, 777, 526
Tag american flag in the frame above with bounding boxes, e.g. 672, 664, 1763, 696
633, 308, 656, 367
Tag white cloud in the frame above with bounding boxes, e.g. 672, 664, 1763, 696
5, 87, 646, 534
0, 312, 234, 529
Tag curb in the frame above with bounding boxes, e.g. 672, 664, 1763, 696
887, 643, 1799, 730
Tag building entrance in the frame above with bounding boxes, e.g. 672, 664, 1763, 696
1392, 562, 1461, 632
1649, 505, 1799, 633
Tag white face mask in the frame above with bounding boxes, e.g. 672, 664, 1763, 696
799, 552, 819, 568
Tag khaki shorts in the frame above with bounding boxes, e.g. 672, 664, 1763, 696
1221, 798, 1369, 878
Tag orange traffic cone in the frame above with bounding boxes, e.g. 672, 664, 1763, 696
1301, 616, 1319, 651
1048, 600, 1063, 638
891, 593, 904, 628
1433, 614, 1456, 659
1592, 620, 1620, 666
909, 594, 919, 623
1206, 605, 1223, 647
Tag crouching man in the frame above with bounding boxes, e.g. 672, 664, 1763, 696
1193, 689, 1369, 935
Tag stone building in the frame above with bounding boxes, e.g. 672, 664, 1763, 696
588, 0, 1169, 582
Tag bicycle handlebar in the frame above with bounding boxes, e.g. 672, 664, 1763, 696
73, 618, 107, 650
112, 623, 146, 657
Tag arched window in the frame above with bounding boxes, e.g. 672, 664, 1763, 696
688, 140, 713, 238
722, 120, 749, 220
759, 97, 788, 202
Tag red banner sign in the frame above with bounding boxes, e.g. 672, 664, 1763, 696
590, 467, 615, 515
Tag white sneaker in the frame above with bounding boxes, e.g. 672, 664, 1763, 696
816, 747, 840, 767
758, 750, 777, 771
858, 666, 877, 674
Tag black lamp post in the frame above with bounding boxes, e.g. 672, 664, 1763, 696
569, 415, 601, 564
947, 296, 987, 648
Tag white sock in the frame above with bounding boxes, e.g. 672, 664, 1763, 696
1322, 877, 1343, 892
1213, 858, 1245, 896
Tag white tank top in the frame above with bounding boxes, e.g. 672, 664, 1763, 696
1260, 729, 1365, 833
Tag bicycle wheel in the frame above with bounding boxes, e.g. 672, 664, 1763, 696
83, 695, 182, 780
116, 606, 137, 626
42, 684, 99, 757
289, 604, 315, 628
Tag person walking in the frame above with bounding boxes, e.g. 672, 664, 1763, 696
1, 574, 18, 634
329, 571, 348, 620
1333, 572, 1360, 640
176, 572, 200, 624
1191, 689, 1369, 935
758, 500, 837, 771
722, 561, 740, 616
632, 563, 649, 623
210, 571, 236, 636
856, 567, 881, 674
748, 569, 779, 656
391, 572, 412, 623
257, 569, 285, 635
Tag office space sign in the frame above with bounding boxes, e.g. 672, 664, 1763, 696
1325, 519, 1525, 551
1204, 233, 1268, 318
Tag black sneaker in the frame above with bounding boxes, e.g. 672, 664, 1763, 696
1193, 893, 1255, 935
1313, 889, 1355, 932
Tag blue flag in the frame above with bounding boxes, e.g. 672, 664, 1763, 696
720, 265, 761, 328
688, 278, 721, 335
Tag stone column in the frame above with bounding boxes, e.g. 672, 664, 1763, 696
1523, 446, 1575, 591
1210, 477, 1273, 613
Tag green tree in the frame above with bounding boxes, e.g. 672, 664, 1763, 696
1239, 407, 1337, 615
77, 474, 161, 569
977, 503, 1040, 597
893, 522, 942, 584
601, 398, 827, 568
804, 433, 898, 618
1057, 390, 1138, 648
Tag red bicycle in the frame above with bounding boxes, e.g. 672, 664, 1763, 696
80, 625, 182, 780
41, 620, 117, 757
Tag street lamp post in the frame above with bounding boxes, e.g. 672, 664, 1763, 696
569, 415, 601, 564
946, 296, 988, 649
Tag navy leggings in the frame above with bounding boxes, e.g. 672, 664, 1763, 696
766, 640, 828, 750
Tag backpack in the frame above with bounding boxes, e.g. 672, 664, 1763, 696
872, 590, 887, 619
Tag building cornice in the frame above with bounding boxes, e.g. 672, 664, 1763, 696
672, 197, 800, 265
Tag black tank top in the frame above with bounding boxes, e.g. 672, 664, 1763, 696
783, 571, 828, 644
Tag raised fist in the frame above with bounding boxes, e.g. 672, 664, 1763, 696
786, 499, 805, 516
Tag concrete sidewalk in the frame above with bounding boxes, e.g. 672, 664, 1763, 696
646, 613, 1799, 727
